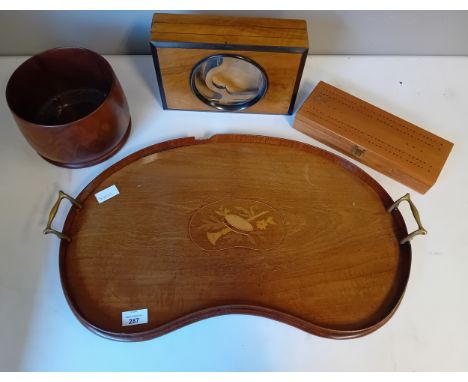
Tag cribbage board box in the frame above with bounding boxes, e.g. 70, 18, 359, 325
294, 81, 453, 194
150, 13, 308, 114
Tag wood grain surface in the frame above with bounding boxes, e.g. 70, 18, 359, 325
150, 13, 308, 114
151, 13, 308, 49
58, 135, 411, 341
155, 47, 303, 114
6, 47, 131, 168
294, 81, 453, 193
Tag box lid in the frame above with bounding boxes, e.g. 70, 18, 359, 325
151, 13, 308, 52
294, 81, 453, 194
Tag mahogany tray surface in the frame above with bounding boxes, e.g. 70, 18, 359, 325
59, 135, 411, 340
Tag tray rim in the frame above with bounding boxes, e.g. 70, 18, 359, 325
58, 134, 412, 341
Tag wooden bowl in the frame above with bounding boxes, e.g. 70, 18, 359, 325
6, 47, 131, 168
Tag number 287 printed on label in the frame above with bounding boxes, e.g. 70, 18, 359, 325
121, 308, 148, 327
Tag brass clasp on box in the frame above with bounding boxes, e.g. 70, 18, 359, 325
387, 193, 427, 244
351, 145, 366, 158
43, 190, 82, 242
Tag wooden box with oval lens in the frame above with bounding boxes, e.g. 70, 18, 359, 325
150, 13, 309, 114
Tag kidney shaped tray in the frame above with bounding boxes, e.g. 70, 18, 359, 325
50, 135, 420, 340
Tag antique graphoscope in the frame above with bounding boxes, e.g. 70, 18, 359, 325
150, 13, 308, 114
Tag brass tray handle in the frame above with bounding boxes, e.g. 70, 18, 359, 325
387, 193, 427, 244
43, 190, 82, 242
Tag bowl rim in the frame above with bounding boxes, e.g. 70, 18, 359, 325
5, 46, 118, 128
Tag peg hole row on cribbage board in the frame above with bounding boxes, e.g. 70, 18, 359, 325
307, 86, 446, 175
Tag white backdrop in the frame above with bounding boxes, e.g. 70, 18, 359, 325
0, 10, 468, 56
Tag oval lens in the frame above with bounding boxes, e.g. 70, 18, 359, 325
190, 55, 268, 111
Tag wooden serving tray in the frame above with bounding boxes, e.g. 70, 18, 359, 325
52, 135, 416, 340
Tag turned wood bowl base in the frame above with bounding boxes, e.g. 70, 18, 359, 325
39, 120, 131, 169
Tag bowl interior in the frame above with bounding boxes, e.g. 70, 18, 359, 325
6, 48, 113, 126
